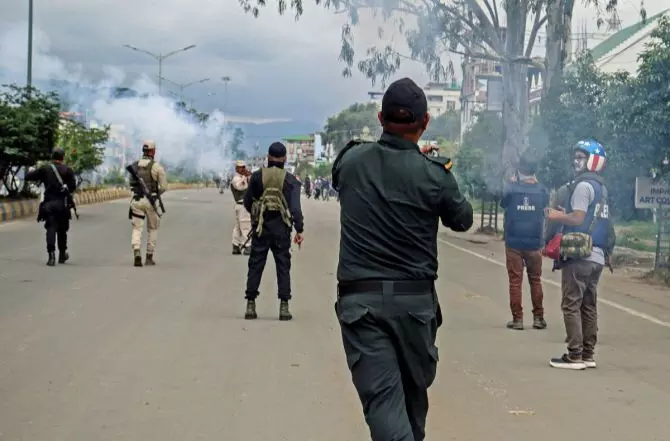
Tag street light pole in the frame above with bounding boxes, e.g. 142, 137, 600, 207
157, 75, 210, 102
122, 44, 196, 95
221, 76, 231, 113
27, 0, 34, 88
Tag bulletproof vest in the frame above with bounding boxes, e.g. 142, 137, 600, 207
504, 180, 548, 250
564, 173, 610, 250
252, 167, 292, 236
230, 174, 246, 202
131, 159, 158, 195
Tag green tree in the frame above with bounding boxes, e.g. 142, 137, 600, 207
0, 84, 60, 196
423, 111, 461, 142
228, 127, 247, 159
454, 112, 503, 197
57, 119, 110, 184
323, 102, 379, 152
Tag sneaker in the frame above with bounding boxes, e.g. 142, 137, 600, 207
550, 353, 586, 370
532, 317, 547, 329
582, 355, 597, 368
506, 319, 524, 330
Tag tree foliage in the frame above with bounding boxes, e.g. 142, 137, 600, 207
423, 111, 460, 142
322, 102, 380, 151
57, 119, 110, 179
228, 127, 247, 160
0, 84, 61, 196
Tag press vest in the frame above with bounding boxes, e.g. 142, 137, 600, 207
564, 173, 610, 249
504, 181, 548, 250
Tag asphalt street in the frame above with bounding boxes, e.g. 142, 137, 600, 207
1, 188, 669, 441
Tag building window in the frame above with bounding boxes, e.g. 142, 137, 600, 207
447, 101, 456, 110
427, 95, 444, 102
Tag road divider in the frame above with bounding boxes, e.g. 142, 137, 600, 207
0, 183, 202, 223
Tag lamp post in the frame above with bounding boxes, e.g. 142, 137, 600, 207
158, 75, 210, 102
122, 44, 196, 95
27, 0, 34, 88
221, 76, 231, 113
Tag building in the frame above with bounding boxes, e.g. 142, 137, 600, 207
367, 81, 461, 116
283, 134, 316, 166
584, 8, 669, 75
459, 58, 499, 142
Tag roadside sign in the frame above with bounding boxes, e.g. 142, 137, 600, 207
635, 177, 670, 209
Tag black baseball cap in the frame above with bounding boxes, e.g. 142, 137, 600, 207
381, 77, 428, 124
268, 142, 287, 157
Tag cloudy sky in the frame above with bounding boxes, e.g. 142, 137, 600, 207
0, 0, 666, 127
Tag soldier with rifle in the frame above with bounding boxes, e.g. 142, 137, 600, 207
24, 148, 78, 266
126, 140, 167, 267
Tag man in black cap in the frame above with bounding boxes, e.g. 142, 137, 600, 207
242, 141, 304, 321
332, 77, 473, 441
24, 148, 78, 266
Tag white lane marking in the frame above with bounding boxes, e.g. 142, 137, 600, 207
438, 237, 670, 329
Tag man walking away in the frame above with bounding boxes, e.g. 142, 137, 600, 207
243, 142, 304, 321
500, 156, 550, 330
332, 77, 473, 441
546, 139, 615, 370
24, 148, 77, 266
128, 141, 167, 267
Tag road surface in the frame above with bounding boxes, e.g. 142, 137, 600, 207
1, 188, 669, 441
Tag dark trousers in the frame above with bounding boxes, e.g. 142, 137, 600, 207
42, 202, 70, 253
335, 282, 441, 441
245, 222, 292, 300
561, 260, 604, 358
505, 247, 544, 320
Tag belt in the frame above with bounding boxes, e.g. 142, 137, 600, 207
337, 280, 434, 297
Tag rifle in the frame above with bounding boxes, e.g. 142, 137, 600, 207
49, 164, 78, 220
125, 164, 166, 216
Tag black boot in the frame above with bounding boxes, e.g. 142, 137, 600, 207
279, 300, 293, 321
47, 252, 56, 266
58, 250, 69, 264
145, 253, 156, 266
244, 299, 258, 319
242, 246, 251, 256
133, 249, 143, 267
232, 245, 241, 255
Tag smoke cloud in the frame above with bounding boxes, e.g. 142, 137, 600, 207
0, 21, 235, 176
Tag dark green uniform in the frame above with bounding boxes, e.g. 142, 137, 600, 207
332, 132, 473, 441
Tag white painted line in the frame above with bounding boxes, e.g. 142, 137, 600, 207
438, 238, 670, 329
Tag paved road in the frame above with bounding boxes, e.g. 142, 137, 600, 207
1, 188, 669, 441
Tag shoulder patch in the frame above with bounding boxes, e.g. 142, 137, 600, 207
425, 154, 453, 172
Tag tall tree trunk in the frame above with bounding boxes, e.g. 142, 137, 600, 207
544, 0, 575, 98
501, 0, 530, 183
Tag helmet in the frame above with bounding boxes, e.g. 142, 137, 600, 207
142, 140, 156, 157
573, 139, 606, 173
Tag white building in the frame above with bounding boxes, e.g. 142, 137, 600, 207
367, 81, 461, 117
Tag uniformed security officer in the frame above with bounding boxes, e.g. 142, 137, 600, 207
332, 77, 473, 441
500, 156, 549, 330
242, 142, 304, 321
24, 148, 77, 266
230, 160, 252, 255
128, 141, 167, 267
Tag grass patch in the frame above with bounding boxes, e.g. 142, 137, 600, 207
615, 221, 657, 253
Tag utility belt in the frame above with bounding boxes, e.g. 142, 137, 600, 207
132, 192, 157, 201
337, 279, 434, 297
235, 199, 244, 204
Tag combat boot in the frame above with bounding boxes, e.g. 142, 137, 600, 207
244, 300, 258, 320
47, 252, 56, 267
145, 253, 156, 266
242, 246, 251, 256
232, 245, 241, 255
58, 251, 69, 264
133, 249, 143, 267
279, 300, 293, 321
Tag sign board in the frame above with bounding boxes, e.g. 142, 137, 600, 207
635, 177, 670, 209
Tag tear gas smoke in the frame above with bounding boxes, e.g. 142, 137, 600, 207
0, 22, 236, 177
